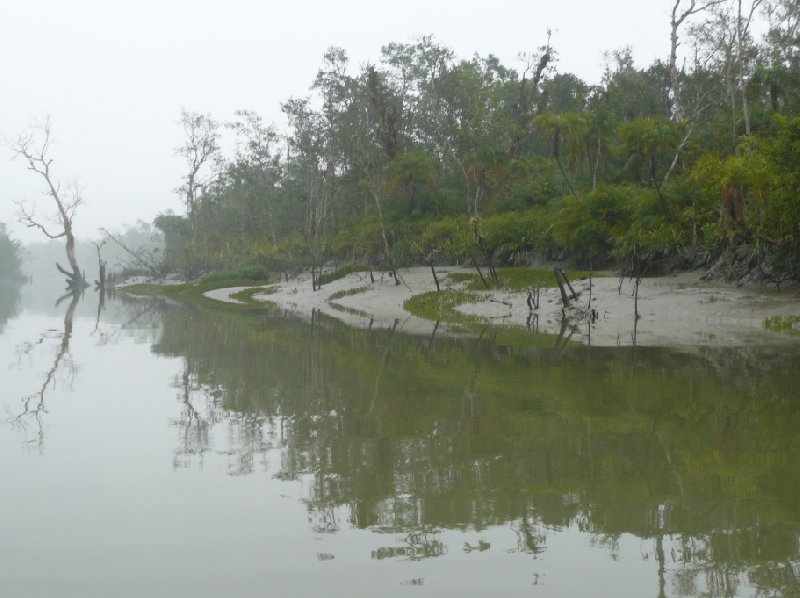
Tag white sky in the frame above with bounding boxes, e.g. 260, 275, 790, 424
1, 0, 679, 244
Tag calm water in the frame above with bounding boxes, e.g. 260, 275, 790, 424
1, 281, 799, 597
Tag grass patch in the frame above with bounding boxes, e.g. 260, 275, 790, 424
328, 286, 370, 302
763, 315, 800, 335
121, 279, 274, 311
405, 288, 574, 348
200, 264, 270, 283
328, 286, 372, 319
447, 267, 592, 291
230, 286, 279, 303
404, 289, 483, 325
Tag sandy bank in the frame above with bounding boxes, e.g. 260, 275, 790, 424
203, 267, 800, 347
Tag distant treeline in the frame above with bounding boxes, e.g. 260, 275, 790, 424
159, 2, 800, 282
0, 223, 24, 282
1, 221, 163, 282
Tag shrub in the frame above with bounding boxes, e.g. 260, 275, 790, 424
552, 185, 636, 263
200, 264, 270, 284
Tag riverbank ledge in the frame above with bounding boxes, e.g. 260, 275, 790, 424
200, 267, 800, 347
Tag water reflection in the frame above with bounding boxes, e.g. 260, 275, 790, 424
144, 302, 800, 597
3, 285, 799, 596
3, 287, 160, 451
5, 290, 80, 451
0, 280, 22, 333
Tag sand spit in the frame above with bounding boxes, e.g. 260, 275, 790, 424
203, 267, 800, 347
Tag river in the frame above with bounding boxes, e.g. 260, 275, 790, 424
1, 281, 798, 597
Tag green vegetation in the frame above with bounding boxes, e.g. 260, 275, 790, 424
199, 264, 271, 284
404, 289, 483, 325
154, 10, 800, 285
230, 286, 278, 303
122, 279, 274, 311
764, 315, 800, 335
146, 303, 800, 598
328, 286, 370, 302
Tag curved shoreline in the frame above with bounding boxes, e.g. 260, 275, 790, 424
202, 267, 800, 347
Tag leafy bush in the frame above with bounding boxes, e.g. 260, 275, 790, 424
552, 185, 636, 263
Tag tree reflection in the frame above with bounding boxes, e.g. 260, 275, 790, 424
169, 358, 277, 475
170, 364, 212, 468
5, 290, 80, 452
372, 530, 446, 561
0, 280, 23, 334
151, 305, 800, 596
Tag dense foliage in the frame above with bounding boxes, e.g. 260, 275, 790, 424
158, 1, 800, 282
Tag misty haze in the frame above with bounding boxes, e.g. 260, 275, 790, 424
2, 1, 800, 596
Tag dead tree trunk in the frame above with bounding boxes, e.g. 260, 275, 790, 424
471, 255, 490, 289
554, 267, 571, 307
471, 217, 498, 282
429, 260, 440, 292
527, 287, 540, 310
557, 268, 579, 300
7, 118, 88, 289
93, 239, 108, 289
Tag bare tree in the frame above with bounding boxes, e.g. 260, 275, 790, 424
92, 237, 108, 289
669, 1, 725, 121
735, 0, 766, 135
99, 227, 161, 276
6, 117, 87, 288
175, 108, 220, 238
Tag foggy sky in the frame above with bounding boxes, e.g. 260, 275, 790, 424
1, 0, 673, 245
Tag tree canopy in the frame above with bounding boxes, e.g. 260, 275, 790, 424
156, 2, 800, 283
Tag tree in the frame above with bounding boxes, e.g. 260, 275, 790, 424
225, 110, 284, 243
756, 0, 800, 113
734, 0, 767, 134
669, 1, 725, 121
618, 116, 683, 217
175, 108, 220, 238
6, 117, 88, 289
691, 1, 766, 140
282, 96, 337, 290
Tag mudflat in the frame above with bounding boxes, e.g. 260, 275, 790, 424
204, 267, 800, 347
